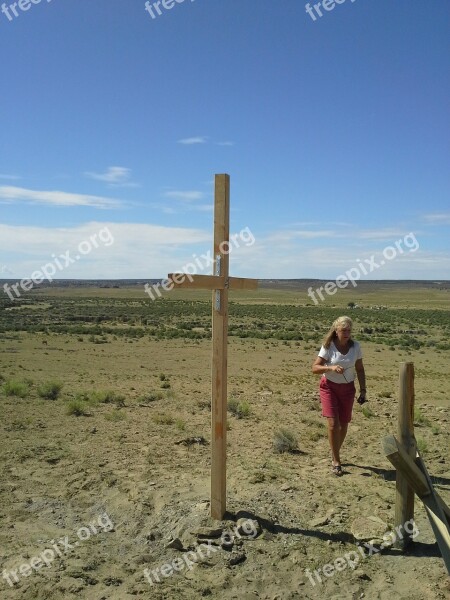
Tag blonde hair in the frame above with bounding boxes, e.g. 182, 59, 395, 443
323, 315, 354, 349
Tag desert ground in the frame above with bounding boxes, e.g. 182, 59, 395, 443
0, 281, 449, 600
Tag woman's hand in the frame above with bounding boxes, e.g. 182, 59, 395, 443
332, 365, 344, 374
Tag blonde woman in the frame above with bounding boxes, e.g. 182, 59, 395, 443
312, 316, 366, 476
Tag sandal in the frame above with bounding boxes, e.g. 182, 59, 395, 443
332, 464, 343, 476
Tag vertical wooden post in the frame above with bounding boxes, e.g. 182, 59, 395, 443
394, 362, 416, 550
210, 174, 230, 520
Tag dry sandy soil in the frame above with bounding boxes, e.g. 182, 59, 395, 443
0, 308, 449, 600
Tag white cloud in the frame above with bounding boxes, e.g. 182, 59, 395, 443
216, 141, 234, 146
152, 200, 213, 214
177, 136, 208, 145
0, 174, 20, 180
1, 221, 446, 282
354, 228, 418, 240
266, 230, 334, 243
235, 235, 449, 279
163, 190, 205, 201
84, 166, 139, 188
0, 222, 212, 279
423, 212, 450, 225
0, 186, 122, 209
265, 226, 421, 245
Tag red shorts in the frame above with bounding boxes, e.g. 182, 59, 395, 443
319, 377, 356, 424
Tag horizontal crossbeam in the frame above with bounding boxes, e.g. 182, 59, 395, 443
383, 434, 430, 497
167, 273, 258, 291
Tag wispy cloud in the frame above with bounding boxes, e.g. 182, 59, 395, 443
176, 137, 234, 147
1, 221, 447, 280
0, 174, 20, 181
84, 166, 139, 188
266, 226, 419, 244
267, 230, 334, 243
423, 212, 450, 225
354, 228, 418, 240
0, 186, 122, 209
0, 222, 211, 279
163, 190, 205, 201
152, 201, 213, 214
177, 136, 208, 145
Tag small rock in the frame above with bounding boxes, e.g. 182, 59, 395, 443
351, 516, 388, 543
135, 554, 153, 564
192, 526, 223, 539
227, 551, 246, 566
146, 530, 162, 542
166, 537, 184, 550
310, 508, 335, 527
281, 483, 292, 492
353, 569, 371, 581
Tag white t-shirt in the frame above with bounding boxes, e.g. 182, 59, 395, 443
318, 341, 363, 384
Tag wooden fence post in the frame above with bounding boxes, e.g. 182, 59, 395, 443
394, 362, 416, 550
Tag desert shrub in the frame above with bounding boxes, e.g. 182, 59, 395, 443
161, 381, 171, 389
91, 390, 125, 407
228, 398, 250, 419
307, 425, 325, 442
67, 400, 88, 416
105, 410, 126, 422
414, 408, 430, 426
379, 391, 392, 398
3, 380, 29, 398
273, 429, 298, 454
175, 419, 186, 431
197, 399, 211, 410
153, 413, 174, 425
38, 381, 63, 400
416, 437, 428, 454
139, 391, 164, 403
159, 373, 167, 381
362, 406, 374, 418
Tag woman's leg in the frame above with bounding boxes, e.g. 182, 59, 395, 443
328, 419, 349, 465
339, 422, 349, 452
320, 379, 347, 470
327, 417, 342, 465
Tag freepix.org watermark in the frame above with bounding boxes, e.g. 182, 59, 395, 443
144, 0, 195, 21
305, 0, 357, 22
305, 518, 419, 586
144, 225, 255, 301
144, 519, 259, 586
307, 232, 419, 305
2, 512, 114, 588
2, 227, 114, 301
1, 0, 53, 22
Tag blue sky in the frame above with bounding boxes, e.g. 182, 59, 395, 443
0, 0, 449, 281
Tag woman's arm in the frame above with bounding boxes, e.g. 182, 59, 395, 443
312, 356, 344, 375
355, 358, 366, 395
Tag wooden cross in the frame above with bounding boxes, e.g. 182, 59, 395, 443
167, 174, 258, 519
